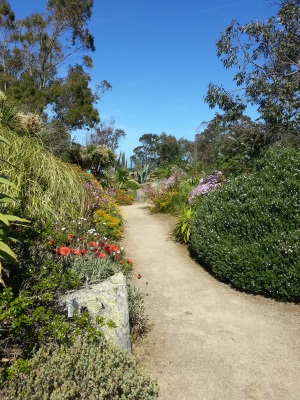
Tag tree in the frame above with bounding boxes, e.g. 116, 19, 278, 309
88, 118, 126, 151
0, 0, 105, 131
205, 0, 300, 142
131, 133, 159, 166
82, 144, 116, 178
158, 133, 180, 166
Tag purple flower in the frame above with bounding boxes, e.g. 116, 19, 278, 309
188, 171, 223, 203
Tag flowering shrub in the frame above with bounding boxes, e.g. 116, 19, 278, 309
94, 209, 123, 240
82, 180, 116, 217
151, 189, 187, 214
138, 167, 191, 214
114, 188, 134, 205
190, 147, 300, 302
188, 171, 223, 203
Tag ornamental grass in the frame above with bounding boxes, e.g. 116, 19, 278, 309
1, 130, 85, 225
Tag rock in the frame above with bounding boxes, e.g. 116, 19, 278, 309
60, 272, 131, 352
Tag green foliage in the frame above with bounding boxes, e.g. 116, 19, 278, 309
205, 0, 300, 139
123, 179, 141, 190
0, 134, 29, 285
136, 163, 152, 184
1, 337, 159, 400
0, 285, 105, 362
70, 254, 126, 285
127, 283, 148, 337
94, 206, 123, 240
173, 206, 193, 243
1, 130, 86, 225
189, 146, 300, 301
115, 188, 134, 205
88, 119, 126, 151
131, 132, 194, 170
0, 0, 100, 131
83, 144, 116, 179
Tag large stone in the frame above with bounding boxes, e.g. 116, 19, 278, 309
60, 272, 131, 352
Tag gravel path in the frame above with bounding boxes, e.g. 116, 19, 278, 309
121, 203, 300, 400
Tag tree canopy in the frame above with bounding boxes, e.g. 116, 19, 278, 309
205, 0, 300, 142
131, 132, 194, 169
0, 0, 104, 131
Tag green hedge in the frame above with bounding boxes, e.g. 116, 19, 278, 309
189, 146, 300, 302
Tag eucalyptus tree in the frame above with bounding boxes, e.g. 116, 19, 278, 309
87, 118, 126, 151
0, 0, 105, 131
205, 0, 300, 142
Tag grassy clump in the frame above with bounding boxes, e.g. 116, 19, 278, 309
189, 146, 300, 302
1, 337, 159, 400
127, 283, 148, 337
1, 130, 85, 225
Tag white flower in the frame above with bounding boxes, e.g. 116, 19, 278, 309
61, 227, 66, 231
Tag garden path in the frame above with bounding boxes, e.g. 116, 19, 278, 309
121, 203, 300, 400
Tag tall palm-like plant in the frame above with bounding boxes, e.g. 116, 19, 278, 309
0, 134, 29, 286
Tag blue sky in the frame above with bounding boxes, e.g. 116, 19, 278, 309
10, 0, 277, 158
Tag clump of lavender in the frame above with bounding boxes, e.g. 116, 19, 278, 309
188, 171, 223, 203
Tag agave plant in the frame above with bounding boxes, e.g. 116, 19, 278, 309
136, 163, 152, 184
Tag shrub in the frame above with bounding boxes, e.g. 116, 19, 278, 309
1, 130, 85, 225
127, 284, 148, 337
189, 146, 300, 302
70, 254, 128, 285
114, 188, 134, 205
172, 206, 193, 244
141, 168, 190, 214
1, 337, 159, 400
123, 179, 141, 190
94, 208, 123, 240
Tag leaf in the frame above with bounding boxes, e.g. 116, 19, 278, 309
0, 195, 17, 204
0, 214, 10, 225
4, 215, 30, 223
0, 135, 10, 145
0, 240, 17, 262
0, 176, 18, 190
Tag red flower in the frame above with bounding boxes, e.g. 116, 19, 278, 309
80, 249, 87, 254
71, 249, 81, 256
97, 252, 106, 258
126, 258, 132, 264
104, 244, 119, 254
48, 239, 54, 245
68, 233, 75, 241
119, 261, 123, 265
89, 241, 97, 247
56, 247, 71, 256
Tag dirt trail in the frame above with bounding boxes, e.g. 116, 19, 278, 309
121, 203, 300, 400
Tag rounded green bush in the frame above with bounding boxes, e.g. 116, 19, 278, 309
2, 337, 159, 400
189, 146, 300, 302
123, 179, 141, 190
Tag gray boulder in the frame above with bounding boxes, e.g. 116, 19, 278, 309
60, 272, 131, 352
